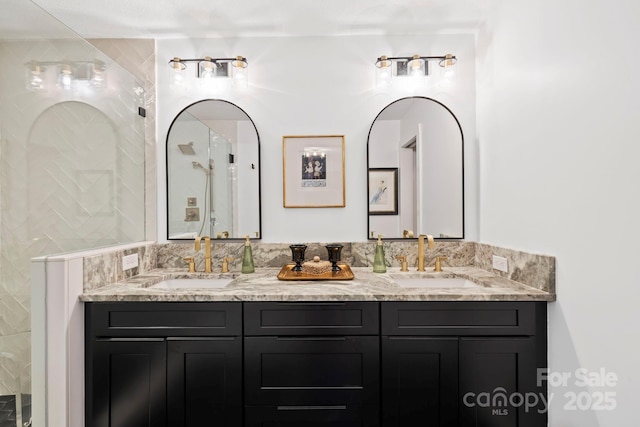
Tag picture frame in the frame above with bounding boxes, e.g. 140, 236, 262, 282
283, 135, 345, 208
368, 168, 398, 215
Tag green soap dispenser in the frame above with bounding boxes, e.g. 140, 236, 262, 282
373, 234, 387, 273
241, 235, 255, 274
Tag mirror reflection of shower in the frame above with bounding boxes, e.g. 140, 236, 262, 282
166, 99, 261, 240
171, 116, 233, 238
190, 158, 215, 236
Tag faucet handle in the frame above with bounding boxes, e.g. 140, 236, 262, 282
183, 257, 196, 273
395, 255, 408, 272
221, 256, 234, 273
434, 256, 448, 272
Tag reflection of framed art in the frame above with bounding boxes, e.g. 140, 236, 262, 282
368, 168, 398, 215
283, 135, 345, 208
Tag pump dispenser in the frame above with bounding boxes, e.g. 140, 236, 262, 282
373, 234, 387, 273
241, 235, 255, 273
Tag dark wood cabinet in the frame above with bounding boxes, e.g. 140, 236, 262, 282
459, 337, 546, 427
381, 337, 459, 426
167, 338, 242, 427
88, 339, 167, 427
86, 300, 546, 427
243, 302, 380, 426
85, 302, 242, 427
381, 302, 547, 427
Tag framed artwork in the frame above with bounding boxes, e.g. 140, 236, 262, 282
368, 168, 398, 215
283, 135, 345, 208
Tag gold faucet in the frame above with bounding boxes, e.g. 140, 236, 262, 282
395, 255, 408, 272
182, 257, 196, 273
417, 234, 435, 271
195, 235, 212, 273
434, 256, 447, 272
221, 256, 234, 273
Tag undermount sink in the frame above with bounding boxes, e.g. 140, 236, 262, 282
150, 278, 234, 289
389, 275, 481, 289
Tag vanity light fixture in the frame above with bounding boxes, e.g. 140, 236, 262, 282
168, 55, 249, 86
375, 54, 457, 87
25, 60, 108, 91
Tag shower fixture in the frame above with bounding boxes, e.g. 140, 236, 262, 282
178, 141, 196, 155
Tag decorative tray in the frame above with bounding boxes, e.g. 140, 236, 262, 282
277, 263, 355, 281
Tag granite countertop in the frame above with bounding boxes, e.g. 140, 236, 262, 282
80, 266, 555, 302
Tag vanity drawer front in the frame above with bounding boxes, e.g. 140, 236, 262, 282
382, 301, 538, 336
244, 336, 380, 405
86, 302, 242, 337
245, 405, 379, 427
244, 302, 379, 336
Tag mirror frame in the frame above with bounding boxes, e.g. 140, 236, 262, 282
166, 99, 262, 241
366, 96, 464, 240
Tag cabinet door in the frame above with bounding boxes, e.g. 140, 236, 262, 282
459, 337, 546, 427
88, 339, 166, 427
381, 337, 458, 427
245, 336, 379, 405
167, 338, 242, 427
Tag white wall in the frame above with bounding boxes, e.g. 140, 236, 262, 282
477, 0, 640, 425
157, 35, 477, 243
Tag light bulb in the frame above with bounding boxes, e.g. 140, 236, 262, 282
199, 57, 216, 79
27, 64, 44, 91
408, 55, 425, 77
232, 56, 248, 88
375, 55, 392, 88
169, 57, 188, 89
57, 64, 73, 90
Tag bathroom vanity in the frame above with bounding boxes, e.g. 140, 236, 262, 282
83, 267, 551, 427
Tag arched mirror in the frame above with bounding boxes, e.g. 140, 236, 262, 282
167, 99, 261, 240
367, 97, 463, 239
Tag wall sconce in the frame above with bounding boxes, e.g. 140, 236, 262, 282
375, 54, 457, 88
25, 60, 107, 91
168, 55, 249, 88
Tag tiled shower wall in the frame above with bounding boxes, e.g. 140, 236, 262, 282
0, 36, 154, 408
89, 39, 157, 241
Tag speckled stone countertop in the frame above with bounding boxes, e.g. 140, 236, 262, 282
80, 266, 554, 302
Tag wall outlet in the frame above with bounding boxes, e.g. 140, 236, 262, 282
123, 253, 139, 271
492, 255, 509, 273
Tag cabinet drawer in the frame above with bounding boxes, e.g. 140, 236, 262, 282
245, 405, 379, 427
245, 336, 379, 405
382, 302, 539, 336
86, 302, 242, 337
244, 302, 379, 336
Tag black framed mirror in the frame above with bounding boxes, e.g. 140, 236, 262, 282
166, 99, 261, 240
367, 96, 464, 239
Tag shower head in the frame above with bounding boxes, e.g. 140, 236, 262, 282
178, 142, 196, 155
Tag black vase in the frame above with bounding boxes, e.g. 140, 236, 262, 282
325, 244, 343, 272
289, 244, 307, 272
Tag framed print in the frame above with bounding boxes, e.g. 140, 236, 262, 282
368, 168, 398, 215
283, 135, 345, 208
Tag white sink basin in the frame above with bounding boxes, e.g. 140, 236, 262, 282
390, 275, 481, 289
150, 278, 234, 289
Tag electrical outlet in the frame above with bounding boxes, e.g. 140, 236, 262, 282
492, 255, 509, 273
123, 253, 139, 271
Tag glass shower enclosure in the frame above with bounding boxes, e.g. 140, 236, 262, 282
0, 1, 147, 425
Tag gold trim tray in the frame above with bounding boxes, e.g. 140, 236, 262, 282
277, 263, 355, 281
